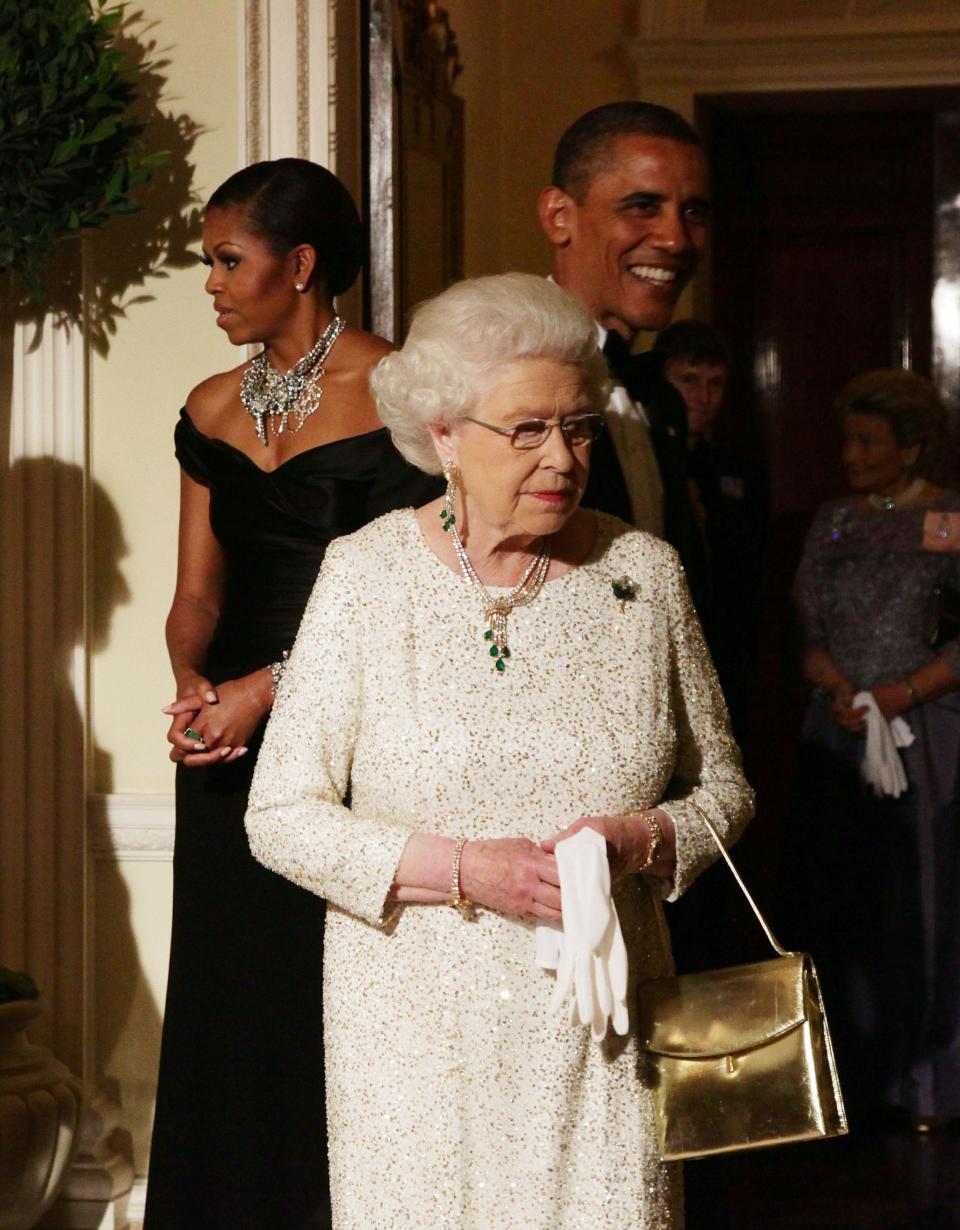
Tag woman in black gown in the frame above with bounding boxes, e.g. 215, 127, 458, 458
144, 159, 439, 1229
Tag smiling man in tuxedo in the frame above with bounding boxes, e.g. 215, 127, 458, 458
538, 101, 710, 609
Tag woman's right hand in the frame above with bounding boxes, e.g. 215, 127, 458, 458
458, 838, 562, 921
830, 681, 869, 733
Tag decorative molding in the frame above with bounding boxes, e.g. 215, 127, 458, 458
242, 0, 337, 168
366, 0, 396, 340
400, 0, 463, 96
640, 0, 960, 40
326, 0, 340, 165
243, 0, 265, 165
89, 794, 176, 862
629, 30, 960, 94
297, 0, 310, 157
366, 0, 465, 340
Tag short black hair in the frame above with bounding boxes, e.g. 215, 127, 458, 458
552, 102, 703, 202
654, 319, 731, 368
207, 158, 363, 297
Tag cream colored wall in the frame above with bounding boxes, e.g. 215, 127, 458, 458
443, 0, 699, 322
95, 858, 173, 1175
88, 0, 241, 1175
447, 0, 640, 279
90, 0, 240, 796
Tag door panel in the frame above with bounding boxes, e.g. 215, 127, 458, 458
707, 101, 934, 520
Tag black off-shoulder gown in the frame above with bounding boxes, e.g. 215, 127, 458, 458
144, 411, 440, 1230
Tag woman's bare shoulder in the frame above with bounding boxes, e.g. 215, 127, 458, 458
336, 326, 395, 373
184, 361, 249, 432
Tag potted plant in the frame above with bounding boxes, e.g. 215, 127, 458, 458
0, 0, 164, 300
0, 967, 84, 1230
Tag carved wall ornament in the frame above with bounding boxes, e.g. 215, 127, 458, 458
401, 0, 463, 97
365, 0, 465, 340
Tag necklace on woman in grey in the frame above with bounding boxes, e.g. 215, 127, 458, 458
866, 477, 925, 512
240, 315, 345, 445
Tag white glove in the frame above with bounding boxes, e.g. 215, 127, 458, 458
535, 828, 629, 1041
854, 690, 913, 798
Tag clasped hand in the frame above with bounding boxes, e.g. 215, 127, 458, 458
458, 838, 562, 920
165, 671, 271, 766
541, 814, 653, 880
455, 815, 656, 922
832, 680, 911, 732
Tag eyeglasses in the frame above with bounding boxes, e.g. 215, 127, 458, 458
463, 413, 605, 451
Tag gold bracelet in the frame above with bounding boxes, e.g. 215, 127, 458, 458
637, 812, 663, 873
449, 836, 472, 917
904, 677, 919, 704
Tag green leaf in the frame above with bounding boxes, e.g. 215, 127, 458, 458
103, 161, 124, 201
82, 116, 118, 144
0, 0, 166, 301
51, 137, 82, 165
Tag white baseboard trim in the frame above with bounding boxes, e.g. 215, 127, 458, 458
125, 1177, 147, 1227
89, 793, 175, 861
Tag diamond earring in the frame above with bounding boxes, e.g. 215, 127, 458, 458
440, 461, 459, 532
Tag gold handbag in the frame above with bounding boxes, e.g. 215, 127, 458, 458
637, 808, 848, 1161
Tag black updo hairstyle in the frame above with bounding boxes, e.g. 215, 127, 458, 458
207, 158, 363, 298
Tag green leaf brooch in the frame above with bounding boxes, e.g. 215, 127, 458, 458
611, 575, 639, 611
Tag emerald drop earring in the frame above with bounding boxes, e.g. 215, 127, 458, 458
440, 461, 459, 532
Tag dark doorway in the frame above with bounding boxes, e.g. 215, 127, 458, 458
699, 88, 960, 517
695, 88, 960, 897
683, 87, 960, 1230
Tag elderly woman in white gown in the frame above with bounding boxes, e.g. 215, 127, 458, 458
245, 273, 753, 1230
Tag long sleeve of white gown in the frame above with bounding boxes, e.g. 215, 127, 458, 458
656, 547, 754, 900
245, 537, 411, 926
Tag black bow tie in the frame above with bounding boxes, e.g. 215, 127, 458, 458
602, 330, 633, 382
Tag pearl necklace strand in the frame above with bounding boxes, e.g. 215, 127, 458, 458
448, 524, 551, 672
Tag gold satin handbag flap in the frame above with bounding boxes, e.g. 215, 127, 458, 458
639, 954, 807, 1058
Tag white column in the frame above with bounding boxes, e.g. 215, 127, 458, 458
1, 262, 135, 1228
241, 0, 337, 167
2, 291, 87, 1075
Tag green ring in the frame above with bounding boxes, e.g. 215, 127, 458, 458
185, 728, 204, 741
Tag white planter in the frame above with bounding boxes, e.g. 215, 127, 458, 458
0, 1001, 83, 1230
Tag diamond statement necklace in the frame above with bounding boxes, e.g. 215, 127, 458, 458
240, 315, 345, 445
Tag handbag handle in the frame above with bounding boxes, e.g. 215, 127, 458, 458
689, 803, 790, 958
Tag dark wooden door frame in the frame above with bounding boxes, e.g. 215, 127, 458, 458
362, 0, 464, 342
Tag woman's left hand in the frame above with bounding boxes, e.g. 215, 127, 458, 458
165, 670, 273, 764
541, 813, 672, 880
871, 681, 912, 721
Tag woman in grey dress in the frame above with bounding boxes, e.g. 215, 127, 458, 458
791, 369, 960, 1131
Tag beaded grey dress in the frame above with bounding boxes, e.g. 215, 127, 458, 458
246, 509, 753, 1230
790, 492, 960, 1123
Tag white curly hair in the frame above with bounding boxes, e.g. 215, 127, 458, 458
370, 273, 610, 475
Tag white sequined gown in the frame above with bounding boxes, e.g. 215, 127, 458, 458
246, 509, 753, 1230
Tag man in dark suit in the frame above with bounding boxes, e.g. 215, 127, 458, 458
538, 101, 709, 611
656, 319, 769, 743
